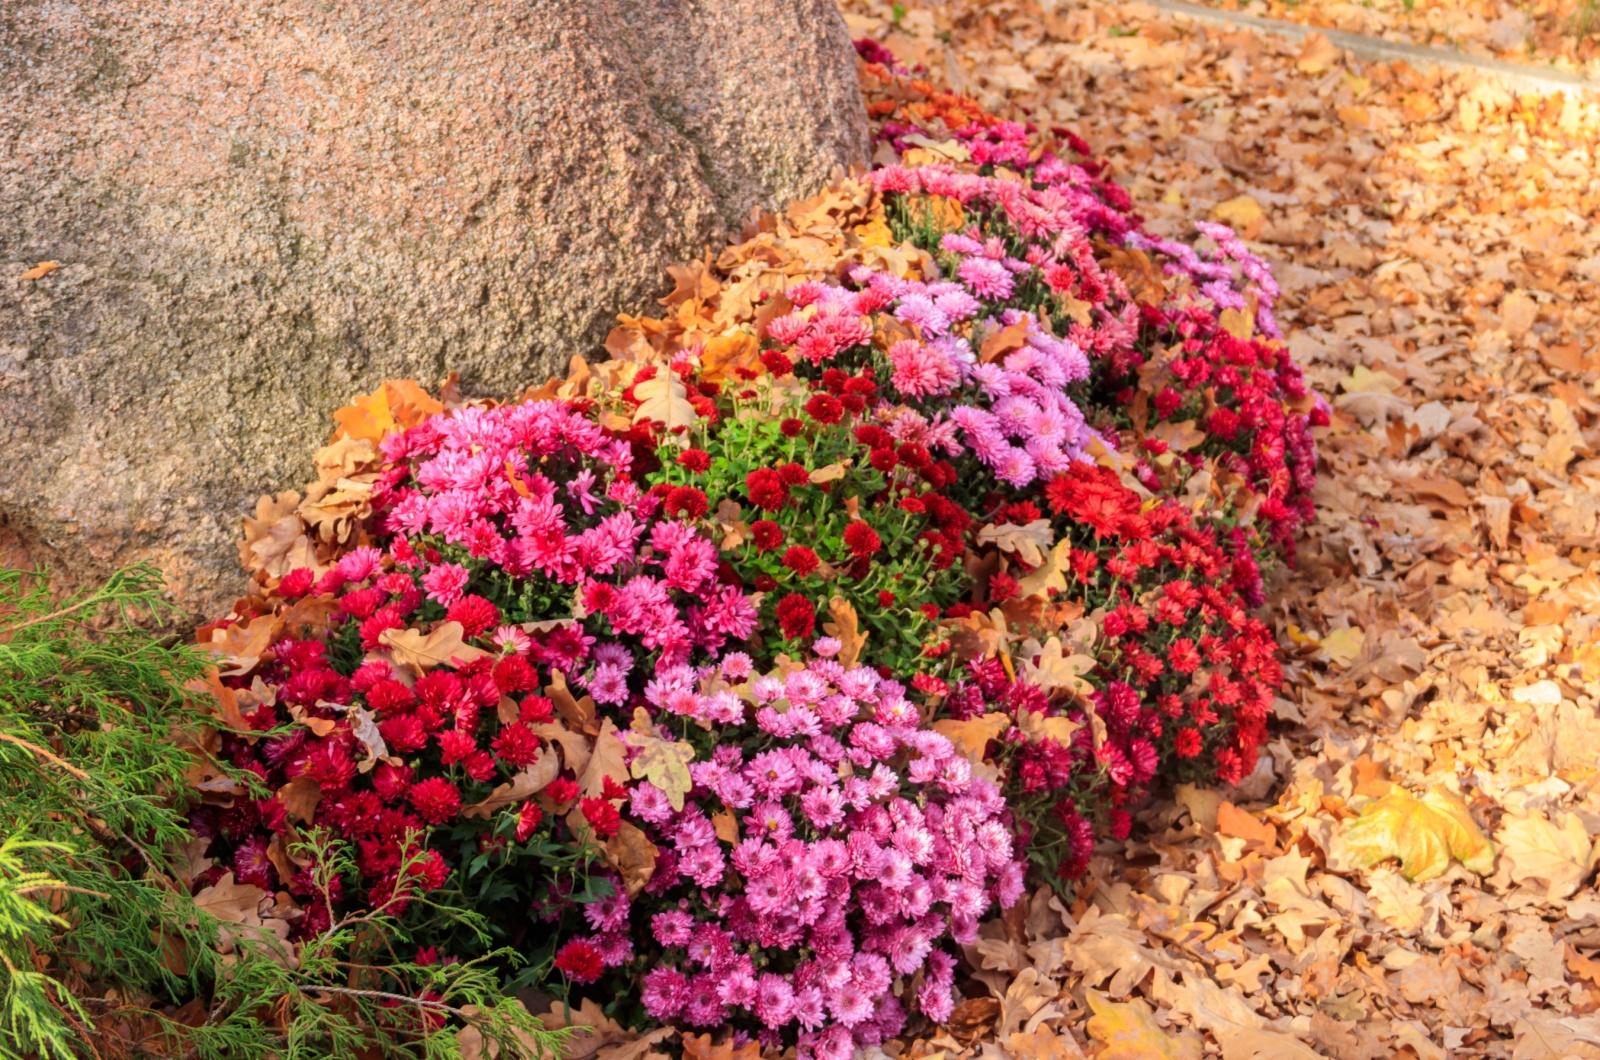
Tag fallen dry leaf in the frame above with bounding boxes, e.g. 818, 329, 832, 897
1085, 991, 1203, 1060
1341, 788, 1496, 882
378, 622, 491, 674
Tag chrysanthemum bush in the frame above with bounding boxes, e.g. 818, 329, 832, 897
183, 44, 1323, 1056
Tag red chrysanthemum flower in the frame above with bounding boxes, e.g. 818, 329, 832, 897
805, 393, 844, 424
435, 728, 476, 764
842, 521, 881, 558
676, 448, 711, 473
515, 800, 545, 842
877, 590, 896, 607
405, 849, 451, 891
546, 777, 579, 804
751, 520, 784, 553
378, 713, 429, 754
446, 595, 500, 638
664, 485, 709, 520
745, 468, 788, 511
407, 777, 461, 825
775, 593, 815, 640
277, 568, 316, 598
777, 462, 809, 487
781, 546, 820, 577
579, 797, 622, 839
519, 694, 555, 724
1175, 728, 1203, 759
780, 417, 805, 437
554, 939, 604, 984
491, 722, 542, 768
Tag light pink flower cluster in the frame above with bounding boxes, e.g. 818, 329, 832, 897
564, 653, 1024, 1060
377, 400, 757, 685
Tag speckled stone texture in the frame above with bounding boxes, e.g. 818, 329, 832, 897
0, 0, 867, 615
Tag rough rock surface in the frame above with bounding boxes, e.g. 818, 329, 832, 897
0, 0, 867, 615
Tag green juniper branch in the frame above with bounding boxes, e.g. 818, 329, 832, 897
0, 565, 564, 1059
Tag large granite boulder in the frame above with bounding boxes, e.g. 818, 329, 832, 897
0, 0, 867, 615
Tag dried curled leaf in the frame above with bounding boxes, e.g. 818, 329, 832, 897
461, 746, 560, 820
605, 822, 660, 900
580, 719, 631, 799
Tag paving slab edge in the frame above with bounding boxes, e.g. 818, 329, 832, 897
1147, 0, 1600, 93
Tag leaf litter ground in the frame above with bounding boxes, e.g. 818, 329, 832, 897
840, 1, 1600, 1057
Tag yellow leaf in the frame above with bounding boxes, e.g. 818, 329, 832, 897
623, 708, 695, 811
332, 380, 442, 444
1017, 538, 1072, 600
715, 499, 749, 551
379, 622, 491, 675
698, 333, 761, 384
1340, 365, 1401, 394
932, 712, 1010, 764
1342, 788, 1496, 881
1210, 196, 1264, 231
808, 461, 850, 484
1017, 707, 1080, 748
1295, 32, 1342, 75
1085, 991, 1203, 1060
1021, 637, 1096, 699
1317, 626, 1364, 668
1150, 419, 1207, 453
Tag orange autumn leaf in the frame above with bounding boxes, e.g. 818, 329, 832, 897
331, 380, 443, 444
932, 712, 1010, 764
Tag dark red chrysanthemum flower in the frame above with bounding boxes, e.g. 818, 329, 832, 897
842, 521, 881, 558
676, 448, 711, 473
751, 520, 784, 553
777, 462, 809, 487
781, 546, 820, 577
775, 593, 815, 640
805, 393, 844, 424
746, 468, 788, 511
491, 722, 542, 767
664, 485, 709, 520
407, 777, 461, 825
579, 796, 622, 838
